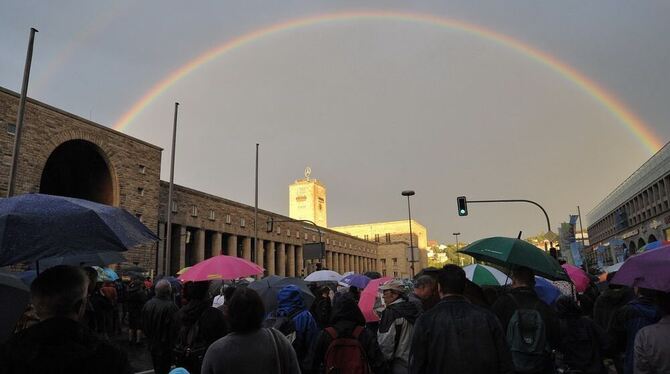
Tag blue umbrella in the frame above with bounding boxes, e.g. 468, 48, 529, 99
340, 274, 371, 289
534, 276, 561, 306
0, 193, 158, 267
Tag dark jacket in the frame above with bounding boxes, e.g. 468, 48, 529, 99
409, 295, 513, 374
593, 287, 634, 330
1, 317, 131, 374
141, 294, 179, 351
555, 297, 610, 374
173, 299, 227, 348
308, 297, 386, 374
610, 297, 662, 374
311, 296, 332, 329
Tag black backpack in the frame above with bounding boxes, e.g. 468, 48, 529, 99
505, 295, 550, 373
263, 311, 299, 344
173, 318, 207, 369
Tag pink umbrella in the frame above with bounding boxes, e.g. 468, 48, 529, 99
561, 264, 589, 293
358, 277, 392, 323
178, 255, 264, 282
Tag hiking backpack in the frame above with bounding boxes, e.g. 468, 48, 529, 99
263, 312, 298, 344
506, 296, 550, 373
324, 326, 369, 374
173, 319, 207, 368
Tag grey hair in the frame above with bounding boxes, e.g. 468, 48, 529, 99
155, 279, 172, 298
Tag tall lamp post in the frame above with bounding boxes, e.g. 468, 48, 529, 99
453, 232, 464, 265
401, 190, 416, 278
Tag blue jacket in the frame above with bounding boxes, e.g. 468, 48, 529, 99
611, 297, 662, 374
277, 285, 319, 363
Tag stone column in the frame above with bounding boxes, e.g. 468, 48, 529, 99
326, 251, 333, 271
178, 225, 187, 270
296, 246, 304, 277
257, 239, 265, 270
287, 245, 296, 277
266, 241, 276, 276
194, 229, 205, 263
227, 235, 237, 257
343, 255, 349, 273
212, 232, 223, 256
338, 253, 344, 273
242, 237, 251, 261
277, 243, 286, 276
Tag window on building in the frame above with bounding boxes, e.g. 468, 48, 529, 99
191, 205, 198, 217
364, 234, 369, 241
393, 271, 398, 277
171, 200, 178, 213
380, 259, 386, 267
225, 214, 231, 224
208, 210, 216, 220
385, 233, 391, 243
375, 234, 380, 242
304, 233, 308, 240
6, 122, 16, 135
137, 187, 145, 196
392, 258, 398, 266
240, 218, 246, 227
138, 164, 146, 174
286, 229, 290, 237
277, 226, 281, 235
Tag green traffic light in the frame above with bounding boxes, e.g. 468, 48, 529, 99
460, 209, 466, 215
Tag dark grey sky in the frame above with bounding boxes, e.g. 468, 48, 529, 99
2, 1, 669, 244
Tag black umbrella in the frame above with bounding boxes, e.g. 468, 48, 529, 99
248, 275, 315, 313
0, 272, 30, 342
0, 193, 158, 267
31, 251, 127, 270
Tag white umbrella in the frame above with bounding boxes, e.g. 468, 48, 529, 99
463, 264, 511, 286
605, 262, 624, 274
304, 270, 342, 282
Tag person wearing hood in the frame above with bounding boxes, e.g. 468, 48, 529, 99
409, 265, 513, 374
1, 265, 131, 374
610, 288, 662, 374
554, 296, 610, 374
308, 297, 386, 373
273, 284, 320, 371
142, 279, 179, 374
377, 279, 421, 374
172, 281, 227, 374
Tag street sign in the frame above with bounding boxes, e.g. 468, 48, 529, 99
303, 242, 325, 261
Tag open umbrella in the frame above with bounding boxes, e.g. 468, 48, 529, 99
358, 277, 392, 322
611, 246, 670, 292
33, 251, 127, 270
459, 237, 569, 281
177, 266, 191, 275
0, 272, 30, 342
340, 274, 371, 289
463, 264, 511, 286
249, 275, 315, 312
605, 262, 624, 274
535, 276, 562, 306
178, 255, 264, 281
561, 264, 589, 293
638, 240, 670, 252
304, 270, 342, 283
0, 193, 158, 267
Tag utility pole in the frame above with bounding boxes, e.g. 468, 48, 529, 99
8, 28, 38, 197
165, 102, 179, 275
254, 143, 259, 263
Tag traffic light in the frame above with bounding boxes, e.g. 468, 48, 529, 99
266, 217, 274, 232
457, 196, 468, 216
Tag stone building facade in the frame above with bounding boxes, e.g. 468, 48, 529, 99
0, 87, 162, 268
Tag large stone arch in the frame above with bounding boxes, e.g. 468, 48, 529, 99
39, 132, 119, 206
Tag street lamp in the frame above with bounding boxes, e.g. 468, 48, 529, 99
401, 190, 416, 278
453, 232, 462, 266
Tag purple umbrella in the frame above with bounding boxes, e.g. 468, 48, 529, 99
611, 247, 670, 292
340, 274, 371, 289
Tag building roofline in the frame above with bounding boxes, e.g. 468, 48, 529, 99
331, 219, 427, 231
0, 86, 163, 151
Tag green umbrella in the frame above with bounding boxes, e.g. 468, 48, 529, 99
459, 236, 569, 281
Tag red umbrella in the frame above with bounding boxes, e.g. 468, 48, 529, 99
178, 255, 264, 282
358, 277, 392, 323
561, 264, 588, 293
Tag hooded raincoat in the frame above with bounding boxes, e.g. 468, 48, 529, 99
276, 285, 320, 369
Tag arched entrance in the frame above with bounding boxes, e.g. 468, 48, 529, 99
648, 234, 657, 243
628, 241, 637, 255
39, 140, 116, 205
637, 238, 646, 249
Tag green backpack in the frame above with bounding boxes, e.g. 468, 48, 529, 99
505, 295, 550, 373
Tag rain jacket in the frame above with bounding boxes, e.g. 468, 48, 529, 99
634, 315, 670, 374
593, 287, 634, 330
276, 285, 320, 368
172, 299, 227, 374
1, 317, 131, 374
610, 297, 662, 374
377, 297, 420, 373
308, 297, 386, 374
141, 294, 179, 352
409, 295, 513, 374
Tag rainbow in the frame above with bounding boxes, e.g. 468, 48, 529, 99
112, 11, 663, 153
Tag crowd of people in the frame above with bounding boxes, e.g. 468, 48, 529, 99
1, 263, 669, 374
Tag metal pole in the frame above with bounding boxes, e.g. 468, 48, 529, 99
577, 205, 588, 267
254, 143, 259, 263
7, 27, 38, 197
454, 233, 459, 266
407, 196, 415, 278
165, 102, 179, 275
468, 199, 551, 233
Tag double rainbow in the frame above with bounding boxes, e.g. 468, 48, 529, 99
112, 11, 663, 153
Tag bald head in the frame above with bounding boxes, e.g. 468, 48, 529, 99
155, 279, 172, 298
